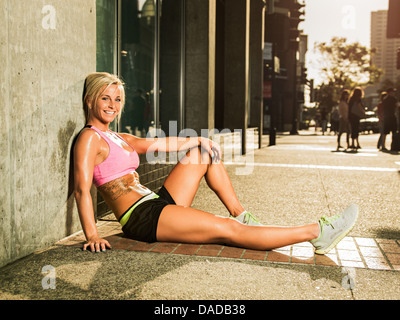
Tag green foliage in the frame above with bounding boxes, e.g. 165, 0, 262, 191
312, 37, 383, 110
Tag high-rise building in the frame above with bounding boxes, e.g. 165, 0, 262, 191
371, 10, 400, 85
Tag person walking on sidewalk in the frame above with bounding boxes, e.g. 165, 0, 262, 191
348, 88, 366, 150
337, 90, 350, 151
376, 91, 387, 150
381, 88, 399, 152
73, 72, 359, 256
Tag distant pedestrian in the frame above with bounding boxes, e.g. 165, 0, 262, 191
376, 91, 387, 150
381, 88, 398, 151
331, 105, 339, 135
320, 107, 327, 135
337, 90, 350, 151
348, 87, 366, 150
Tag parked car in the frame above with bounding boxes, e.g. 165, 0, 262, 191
360, 111, 379, 133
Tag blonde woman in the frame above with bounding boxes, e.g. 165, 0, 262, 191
73, 72, 358, 255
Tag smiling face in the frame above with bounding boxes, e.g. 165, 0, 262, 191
87, 84, 123, 127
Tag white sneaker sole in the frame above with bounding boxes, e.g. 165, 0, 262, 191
314, 204, 359, 255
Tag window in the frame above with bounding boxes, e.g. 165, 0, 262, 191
96, 0, 185, 137
119, 0, 185, 138
119, 0, 158, 137
159, 0, 185, 136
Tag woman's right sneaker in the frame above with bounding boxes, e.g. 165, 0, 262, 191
230, 211, 263, 226
310, 204, 359, 255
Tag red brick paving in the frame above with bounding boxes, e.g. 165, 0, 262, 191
55, 220, 400, 271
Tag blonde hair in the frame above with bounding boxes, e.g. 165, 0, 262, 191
82, 72, 125, 123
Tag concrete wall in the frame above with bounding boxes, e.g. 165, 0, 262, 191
0, 0, 96, 268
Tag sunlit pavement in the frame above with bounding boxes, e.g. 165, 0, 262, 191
1, 131, 399, 300
57, 223, 400, 272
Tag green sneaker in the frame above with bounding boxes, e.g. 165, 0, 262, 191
230, 211, 263, 226
310, 204, 359, 255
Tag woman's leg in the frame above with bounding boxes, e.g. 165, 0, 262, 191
337, 131, 342, 149
163, 147, 245, 217
355, 120, 361, 148
156, 205, 320, 251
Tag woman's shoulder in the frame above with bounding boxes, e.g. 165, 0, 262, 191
75, 126, 102, 149
78, 126, 100, 138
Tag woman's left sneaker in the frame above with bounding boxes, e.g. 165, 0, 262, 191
310, 204, 359, 255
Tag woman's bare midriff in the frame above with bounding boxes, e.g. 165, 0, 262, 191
97, 171, 152, 220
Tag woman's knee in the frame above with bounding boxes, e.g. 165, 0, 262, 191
182, 146, 212, 167
213, 217, 242, 244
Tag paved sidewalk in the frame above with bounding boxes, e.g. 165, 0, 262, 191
1, 131, 400, 302
57, 218, 400, 272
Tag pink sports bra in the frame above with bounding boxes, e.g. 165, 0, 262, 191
86, 125, 140, 187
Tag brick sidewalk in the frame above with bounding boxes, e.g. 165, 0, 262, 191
56, 218, 400, 272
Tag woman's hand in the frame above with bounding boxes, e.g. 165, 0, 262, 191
83, 236, 112, 253
199, 137, 222, 164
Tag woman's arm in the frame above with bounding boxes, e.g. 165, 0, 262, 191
73, 130, 112, 252
358, 102, 366, 117
122, 134, 221, 163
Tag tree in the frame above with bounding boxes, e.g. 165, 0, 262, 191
314, 82, 337, 111
312, 37, 382, 109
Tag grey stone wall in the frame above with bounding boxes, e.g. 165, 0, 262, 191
0, 0, 96, 267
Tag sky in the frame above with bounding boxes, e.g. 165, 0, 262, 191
302, 0, 389, 86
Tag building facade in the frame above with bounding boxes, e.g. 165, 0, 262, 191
263, 0, 306, 134
371, 10, 400, 85
0, 0, 270, 268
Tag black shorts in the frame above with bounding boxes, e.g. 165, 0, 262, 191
121, 186, 176, 243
